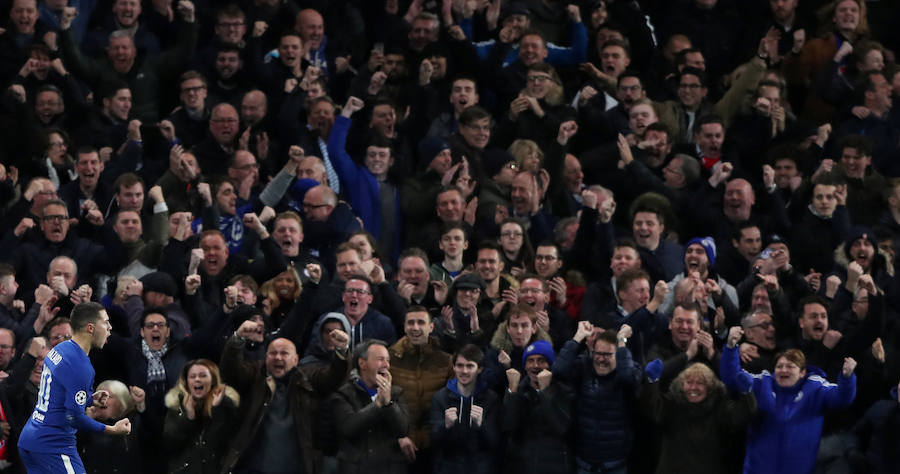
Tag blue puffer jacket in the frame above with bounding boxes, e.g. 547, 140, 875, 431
551, 339, 641, 466
719, 345, 856, 474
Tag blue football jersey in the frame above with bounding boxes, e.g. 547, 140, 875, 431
18, 340, 107, 455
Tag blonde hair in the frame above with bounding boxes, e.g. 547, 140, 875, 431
670, 363, 724, 401
175, 359, 224, 419
96, 380, 135, 418
508, 139, 544, 170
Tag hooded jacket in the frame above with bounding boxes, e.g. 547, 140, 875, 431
429, 378, 500, 474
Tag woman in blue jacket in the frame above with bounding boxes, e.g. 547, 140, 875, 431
719, 326, 857, 474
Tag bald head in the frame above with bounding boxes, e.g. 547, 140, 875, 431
298, 156, 328, 184
303, 185, 337, 221
724, 178, 755, 222
241, 90, 267, 126
265, 337, 299, 378
296, 9, 324, 49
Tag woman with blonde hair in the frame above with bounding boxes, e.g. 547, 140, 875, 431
641, 362, 756, 474
163, 359, 239, 474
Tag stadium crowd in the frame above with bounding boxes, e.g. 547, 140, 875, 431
0, 0, 899, 472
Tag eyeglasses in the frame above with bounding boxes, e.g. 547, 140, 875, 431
41, 214, 67, 222
527, 75, 553, 83
747, 321, 773, 330
343, 288, 370, 295
143, 322, 167, 329
500, 231, 523, 238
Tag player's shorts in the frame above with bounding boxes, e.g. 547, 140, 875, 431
18, 448, 86, 474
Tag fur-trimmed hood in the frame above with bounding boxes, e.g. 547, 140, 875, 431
489, 321, 553, 352
164, 384, 240, 410
832, 242, 894, 278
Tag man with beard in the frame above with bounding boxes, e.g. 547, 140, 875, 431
552, 321, 638, 474
475, 242, 519, 318
331, 339, 409, 473
191, 4, 247, 77
388, 307, 453, 471
221, 321, 349, 474
783, 286, 882, 379
833, 229, 894, 291
580, 100, 670, 192
206, 43, 251, 108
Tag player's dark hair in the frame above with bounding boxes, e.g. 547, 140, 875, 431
71, 302, 105, 332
